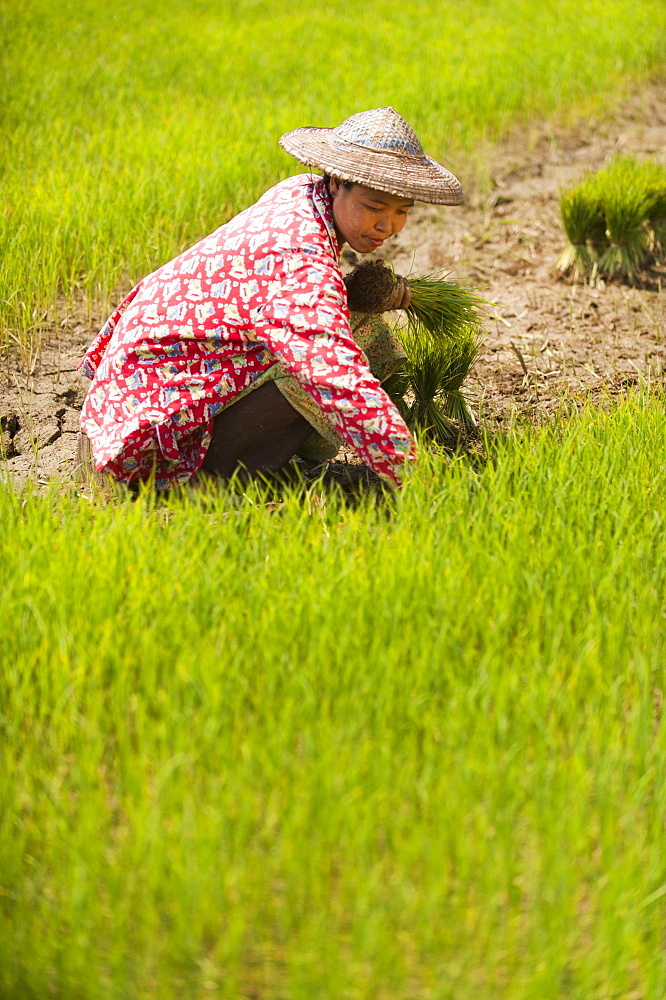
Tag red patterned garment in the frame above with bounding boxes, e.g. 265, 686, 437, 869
79, 174, 417, 488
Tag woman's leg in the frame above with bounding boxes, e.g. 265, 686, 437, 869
202, 381, 312, 480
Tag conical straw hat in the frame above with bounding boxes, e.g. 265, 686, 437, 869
279, 107, 463, 206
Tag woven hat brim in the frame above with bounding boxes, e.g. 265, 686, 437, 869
279, 127, 464, 206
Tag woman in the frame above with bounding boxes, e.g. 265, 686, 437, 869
78, 107, 463, 489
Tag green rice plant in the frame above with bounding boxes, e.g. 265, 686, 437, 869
558, 156, 666, 280
406, 272, 486, 338
647, 193, 666, 259
2, 390, 666, 1000
376, 269, 485, 441
556, 179, 607, 276
3, 0, 666, 345
641, 161, 666, 259
649, 200, 666, 259
392, 321, 483, 441
381, 368, 412, 413
596, 158, 654, 279
345, 264, 486, 440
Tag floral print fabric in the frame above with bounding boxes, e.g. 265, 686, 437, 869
269, 312, 407, 462
78, 174, 417, 488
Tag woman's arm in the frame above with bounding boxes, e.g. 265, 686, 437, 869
249, 256, 416, 485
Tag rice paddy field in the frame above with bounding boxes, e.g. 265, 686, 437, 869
2, 0, 666, 342
2, 1, 666, 998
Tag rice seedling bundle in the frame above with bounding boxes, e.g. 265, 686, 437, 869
406, 272, 486, 338
402, 272, 485, 438
343, 261, 485, 441
397, 321, 483, 440
648, 192, 666, 259
641, 160, 666, 259
596, 157, 653, 278
346, 261, 485, 331
558, 156, 666, 280
556, 178, 607, 276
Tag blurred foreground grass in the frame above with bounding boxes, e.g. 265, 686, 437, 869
1, 0, 666, 341
1, 390, 665, 999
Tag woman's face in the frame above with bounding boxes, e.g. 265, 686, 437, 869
328, 178, 414, 254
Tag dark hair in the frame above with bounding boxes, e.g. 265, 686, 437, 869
322, 173, 355, 191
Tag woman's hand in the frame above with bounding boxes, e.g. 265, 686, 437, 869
387, 275, 412, 311
343, 261, 411, 314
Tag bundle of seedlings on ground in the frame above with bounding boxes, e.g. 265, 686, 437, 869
642, 160, 666, 259
558, 156, 666, 281
385, 322, 483, 444
556, 177, 607, 277
648, 191, 666, 260
596, 158, 654, 279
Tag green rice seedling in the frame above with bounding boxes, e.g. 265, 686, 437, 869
648, 193, 666, 259
595, 156, 657, 279
345, 263, 487, 339
3, 0, 666, 346
556, 179, 607, 277
597, 188, 649, 279
406, 272, 486, 338
3, 390, 666, 1000
558, 157, 666, 280
397, 321, 483, 440
381, 368, 412, 415
380, 269, 486, 440
641, 161, 666, 259
362, 268, 486, 440
341, 263, 483, 441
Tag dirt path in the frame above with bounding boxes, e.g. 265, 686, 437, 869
2, 83, 665, 489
